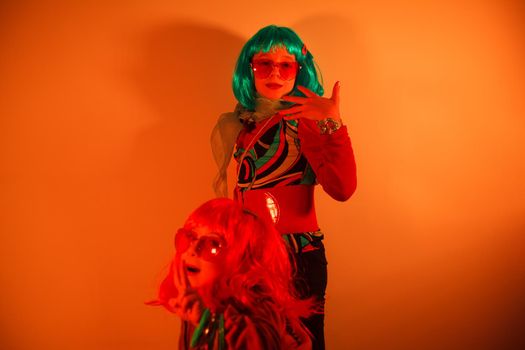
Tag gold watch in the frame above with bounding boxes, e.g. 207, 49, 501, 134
317, 118, 342, 135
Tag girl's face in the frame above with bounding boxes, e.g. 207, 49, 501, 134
252, 46, 298, 100
176, 226, 226, 290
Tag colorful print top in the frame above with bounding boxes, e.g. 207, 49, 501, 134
234, 117, 316, 192
234, 115, 357, 202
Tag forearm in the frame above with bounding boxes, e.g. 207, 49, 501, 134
299, 118, 357, 201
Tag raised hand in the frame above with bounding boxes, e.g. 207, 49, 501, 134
280, 82, 341, 122
172, 261, 205, 325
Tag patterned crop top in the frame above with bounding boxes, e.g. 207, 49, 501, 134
234, 115, 316, 193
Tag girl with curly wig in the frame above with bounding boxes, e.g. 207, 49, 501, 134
211, 25, 357, 349
150, 198, 313, 349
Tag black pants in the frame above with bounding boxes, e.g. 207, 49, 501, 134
292, 244, 328, 350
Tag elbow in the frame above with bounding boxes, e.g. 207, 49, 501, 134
327, 178, 357, 202
336, 183, 357, 202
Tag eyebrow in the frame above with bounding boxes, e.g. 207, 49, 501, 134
254, 53, 296, 60
203, 232, 222, 238
192, 229, 223, 239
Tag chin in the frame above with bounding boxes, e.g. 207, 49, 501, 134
189, 279, 204, 289
260, 91, 286, 100
189, 278, 213, 290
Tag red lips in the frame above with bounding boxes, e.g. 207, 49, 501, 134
266, 83, 283, 89
185, 264, 200, 274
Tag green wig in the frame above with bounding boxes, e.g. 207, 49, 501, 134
232, 25, 324, 110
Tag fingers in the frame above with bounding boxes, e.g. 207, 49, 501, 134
175, 289, 204, 325
280, 105, 306, 121
279, 105, 304, 116
285, 83, 338, 101
296, 85, 317, 97
280, 82, 340, 121
172, 259, 202, 324
180, 291, 200, 313
173, 258, 183, 291
331, 81, 340, 104
180, 262, 190, 290
281, 95, 307, 104
281, 104, 326, 121
282, 85, 319, 103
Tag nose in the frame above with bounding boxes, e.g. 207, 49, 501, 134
269, 63, 280, 77
185, 240, 198, 257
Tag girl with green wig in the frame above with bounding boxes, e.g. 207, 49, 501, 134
211, 24, 357, 350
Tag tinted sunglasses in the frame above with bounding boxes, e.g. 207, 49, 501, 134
250, 59, 301, 80
174, 228, 226, 262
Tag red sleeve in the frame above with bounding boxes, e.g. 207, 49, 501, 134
298, 118, 357, 202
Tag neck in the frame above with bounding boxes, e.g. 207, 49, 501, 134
236, 96, 292, 124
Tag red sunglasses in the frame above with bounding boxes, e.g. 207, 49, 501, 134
174, 228, 226, 262
250, 59, 301, 80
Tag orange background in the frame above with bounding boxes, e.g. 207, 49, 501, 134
1, 1, 524, 349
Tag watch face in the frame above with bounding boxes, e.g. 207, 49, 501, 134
318, 118, 341, 135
